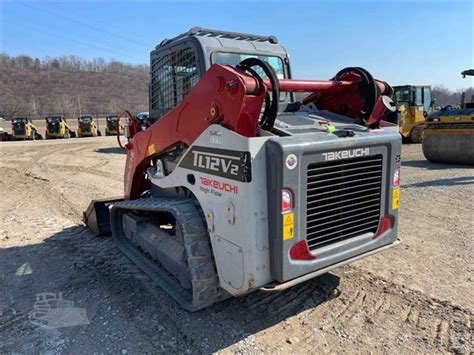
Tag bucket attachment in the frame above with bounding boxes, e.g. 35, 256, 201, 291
83, 197, 124, 236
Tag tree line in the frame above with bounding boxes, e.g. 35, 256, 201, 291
432, 85, 473, 108
0, 54, 471, 119
0, 54, 149, 118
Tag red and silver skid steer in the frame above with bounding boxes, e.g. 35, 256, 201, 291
84, 27, 401, 311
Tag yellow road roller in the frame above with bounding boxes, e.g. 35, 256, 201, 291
422, 70, 473, 165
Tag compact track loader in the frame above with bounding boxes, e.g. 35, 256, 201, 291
422, 70, 474, 165
45, 115, 75, 139
105, 115, 123, 136
85, 27, 401, 311
11, 117, 42, 140
77, 115, 100, 137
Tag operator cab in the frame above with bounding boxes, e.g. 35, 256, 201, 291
393, 85, 433, 114
150, 27, 292, 120
11, 117, 30, 135
12, 117, 29, 124
78, 115, 93, 123
46, 116, 63, 124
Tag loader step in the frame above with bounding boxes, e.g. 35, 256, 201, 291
109, 197, 218, 311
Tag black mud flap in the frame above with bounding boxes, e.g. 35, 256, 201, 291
83, 197, 124, 236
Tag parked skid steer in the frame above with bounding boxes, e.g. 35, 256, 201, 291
11, 117, 42, 140
77, 115, 100, 137
84, 27, 402, 311
45, 116, 75, 139
105, 115, 123, 136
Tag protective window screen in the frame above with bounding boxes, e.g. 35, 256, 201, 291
212, 52, 285, 79
151, 47, 199, 116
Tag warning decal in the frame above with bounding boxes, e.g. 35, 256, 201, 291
148, 144, 156, 156
392, 188, 400, 210
283, 213, 294, 240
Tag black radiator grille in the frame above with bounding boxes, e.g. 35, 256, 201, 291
306, 155, 383, 250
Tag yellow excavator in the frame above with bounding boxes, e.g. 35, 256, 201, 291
422, 70, 474, 165
393, 85, 433, 142
11, 117, 42, 140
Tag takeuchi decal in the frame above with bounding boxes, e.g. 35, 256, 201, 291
200, 177, 238, 194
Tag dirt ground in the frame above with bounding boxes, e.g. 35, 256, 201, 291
0, 137, 472, 354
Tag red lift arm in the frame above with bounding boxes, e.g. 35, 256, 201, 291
123, 64, 392, 200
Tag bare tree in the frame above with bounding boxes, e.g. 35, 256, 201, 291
0, 54, 149, 117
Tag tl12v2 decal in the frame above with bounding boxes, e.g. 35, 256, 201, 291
179, 146, 252, 182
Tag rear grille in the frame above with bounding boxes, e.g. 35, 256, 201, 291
306, 155, 383, 250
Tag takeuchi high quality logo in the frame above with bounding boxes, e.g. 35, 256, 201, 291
322, 148, 370, 161
179, 146, 252, 182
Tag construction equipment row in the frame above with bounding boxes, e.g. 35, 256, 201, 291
2, 114, 130, 140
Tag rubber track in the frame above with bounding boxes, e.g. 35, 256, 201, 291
110, 197, 218, 312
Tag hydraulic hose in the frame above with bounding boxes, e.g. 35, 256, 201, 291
237, 58, 280, 130
116, 110, 134, 150
333, 67, 378, 126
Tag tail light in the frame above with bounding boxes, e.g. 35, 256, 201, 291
289, 240, 316, 261
281, 189, 293, 214
392, 168, 400, 187
372, 216, 392, 239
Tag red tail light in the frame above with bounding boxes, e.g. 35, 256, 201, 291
289, 240, 316, 261
281, 189, 293, 214
372, 216, 392, 239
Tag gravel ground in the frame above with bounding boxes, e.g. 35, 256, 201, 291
0, 137, 472, 353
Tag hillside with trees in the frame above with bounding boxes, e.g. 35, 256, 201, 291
0, 54, 472, 119
0, 54, 149, 118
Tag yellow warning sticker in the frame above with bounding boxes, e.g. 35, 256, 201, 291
148, 144, 156, 156
392, 187, 400, 210
283, 213, 294, 240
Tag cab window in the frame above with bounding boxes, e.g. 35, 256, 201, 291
415, 87, 423, 107
211, 52, 286, 79
423, 87, 432, 113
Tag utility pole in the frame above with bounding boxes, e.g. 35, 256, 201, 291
77, 96, 82, 116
